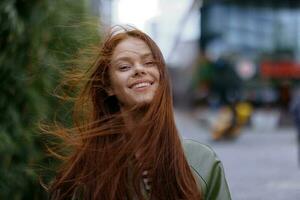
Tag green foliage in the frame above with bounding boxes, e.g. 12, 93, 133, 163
0, 0, 99, 199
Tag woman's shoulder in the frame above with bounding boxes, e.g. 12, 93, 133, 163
182, 139, 220, 167
182, 139, 232, 200
182, 139, 221, 184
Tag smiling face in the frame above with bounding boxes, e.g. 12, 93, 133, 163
108, 37, 160, 108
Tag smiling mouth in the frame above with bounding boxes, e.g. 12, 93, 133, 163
130, 81, 154, 89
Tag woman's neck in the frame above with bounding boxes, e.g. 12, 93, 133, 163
122, 109, 143, 132
121, 104, 148, 132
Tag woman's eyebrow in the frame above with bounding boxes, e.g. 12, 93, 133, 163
141, 53, 154, 59
112, 57, 131, 65
113, 52, 153, 64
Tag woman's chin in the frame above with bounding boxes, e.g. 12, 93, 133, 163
129, 98, 153, 110
132, 94, 154, 105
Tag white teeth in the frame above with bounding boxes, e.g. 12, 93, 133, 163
132, 82, 151, 89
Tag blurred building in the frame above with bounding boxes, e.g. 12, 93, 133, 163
201, 0, 300, 60
199, 0, 300, 110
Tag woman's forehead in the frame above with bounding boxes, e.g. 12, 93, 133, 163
112, 37, 153, 61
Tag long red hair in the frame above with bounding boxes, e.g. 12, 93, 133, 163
47, 26, 202, 200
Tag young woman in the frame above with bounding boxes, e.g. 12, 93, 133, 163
48, 26, 231, 200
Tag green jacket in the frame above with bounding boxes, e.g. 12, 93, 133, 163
183, 139, 232, 200
59, 139, 231, 200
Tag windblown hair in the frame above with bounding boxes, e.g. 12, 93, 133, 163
47, 26, 202, 200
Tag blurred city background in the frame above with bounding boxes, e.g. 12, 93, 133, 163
1, 0, 300, 199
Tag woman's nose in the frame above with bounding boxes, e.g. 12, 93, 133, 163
133, 63, 146, 76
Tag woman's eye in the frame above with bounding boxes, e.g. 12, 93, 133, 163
145, 61, 156, 66
119, 65, 131, 71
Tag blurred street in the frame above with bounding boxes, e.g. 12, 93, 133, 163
175, 109, 300, 200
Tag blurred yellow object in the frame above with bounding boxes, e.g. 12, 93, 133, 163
212, 106, 237, 140
236, 102, 253, 125
211, 102, 252, 140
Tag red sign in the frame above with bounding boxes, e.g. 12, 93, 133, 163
261, 61, 300, 78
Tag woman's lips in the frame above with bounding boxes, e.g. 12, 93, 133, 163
129, 81, 153, 89
132, 82, 151, 89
